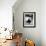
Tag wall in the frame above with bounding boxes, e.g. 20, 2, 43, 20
0, 0, 16, 30
13, 0, 46, 46
0, 0, 46, 46
41, 0, 46, 46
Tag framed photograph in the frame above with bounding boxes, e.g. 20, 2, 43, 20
23, 12, 36, 28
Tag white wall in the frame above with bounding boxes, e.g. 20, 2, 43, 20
0, 0, 16, 30
0, 0, 46, 46
13, 0, 46, 46
41, 0, 46, 46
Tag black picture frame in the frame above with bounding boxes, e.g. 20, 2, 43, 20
23, 12, 36, 28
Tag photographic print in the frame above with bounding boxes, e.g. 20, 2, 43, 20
23, 12, 36, 28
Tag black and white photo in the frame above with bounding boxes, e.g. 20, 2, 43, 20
23, 12, 36, 28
